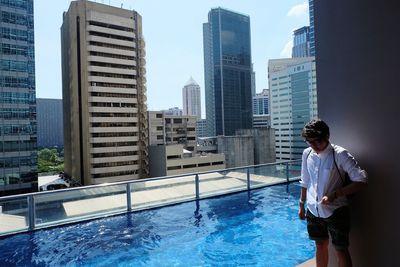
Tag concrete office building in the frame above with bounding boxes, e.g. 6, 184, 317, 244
61, 0, 148, 185
292, 26, 310, 58
203, 8, 253, 136
0, 0, 38, 196
149, 144, 225, 177
182, 77, 201, 120
148, 111, 225, 177
148, 111, 196, 152
252, 89, 270, 128
36, 98, 64, 148
268, 57, 317, 161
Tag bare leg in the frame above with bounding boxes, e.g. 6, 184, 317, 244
336, 248, 352, 267
315, 239, 329, 267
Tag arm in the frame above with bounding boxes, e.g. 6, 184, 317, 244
322, 182, 367, 204
298, 187, 307, 220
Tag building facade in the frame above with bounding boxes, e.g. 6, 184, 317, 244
308, 0, 315, 56
161, 107, 182, 116
203, 8, 253, 136
36, 98, 63, 148
196, 119, 207, 138
0, 0, 38, 196
182, 77, 201, 120
148, 111, 197, 152
61, 0, 148, 185
268, 57, 317, 161
292, 26, 310, 58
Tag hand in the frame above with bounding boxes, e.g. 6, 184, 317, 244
298, 205, 306, 220
320, 193, 335, 205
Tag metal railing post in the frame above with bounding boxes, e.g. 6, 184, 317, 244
126, 183, 132, 212
247, 168, 250, 190
195, 174, 199, 200
286, 162, 290, 183
27, 195, 35, 231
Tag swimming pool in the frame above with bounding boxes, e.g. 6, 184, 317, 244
0, 183, 314, 266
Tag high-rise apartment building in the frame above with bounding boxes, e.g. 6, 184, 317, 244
0, 0, 37, 196
292, 26, 310, 58
36, 98, 64, 148
268, 57, 317, 161
203, 8, 253, 136
308, 0, 315, 56
182, 77, 201, 120
61, 0, 148, 185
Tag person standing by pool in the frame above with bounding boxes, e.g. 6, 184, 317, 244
298, 119, 367, 267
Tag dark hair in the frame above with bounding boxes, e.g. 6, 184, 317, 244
302, 119, 330, 139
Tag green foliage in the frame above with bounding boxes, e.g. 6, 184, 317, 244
38, 148, 64, 174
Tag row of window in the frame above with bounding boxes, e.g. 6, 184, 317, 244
0, 91, 35, 104
0, 140, 36, 152
0, 43, 32, 57
1, 27, 34, 42
89, 21, 134, 33
91, 151, 138, 158
90, 91, 136, 98
91, 132, 137, 138
1, 11, 33, 28
167, 161, 224, 171
92, 160, 138, 169
0, 108, 32, 120
89, 31, 134, 42
0, 0, 31, 10
89, 51, 135, 61
0, 124, 34, 135
90, 102, 136, 108
90, 71, 135, 80
89, 61, 135, 70
89, 81, 136, 88
0, 59, 31, 72
89, 41, 135, 51
91, 122, 137, 128
92, 169, 137, 179
0, 156, 35, 168
91, 141, 137, 148
91, 112, 137, 118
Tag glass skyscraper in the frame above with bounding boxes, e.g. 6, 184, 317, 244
309, 0, 315, 56
0, 0, 37, 196
292, 26, 310, 57
203, 8, 253, 136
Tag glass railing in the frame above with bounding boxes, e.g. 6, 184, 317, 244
0, 160, 301, 237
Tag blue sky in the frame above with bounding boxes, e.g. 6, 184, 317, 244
34, 0, 309, 117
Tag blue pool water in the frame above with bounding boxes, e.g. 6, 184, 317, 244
0, 183, 315, 266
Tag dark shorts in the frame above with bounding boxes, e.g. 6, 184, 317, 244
306, 206, 350, 250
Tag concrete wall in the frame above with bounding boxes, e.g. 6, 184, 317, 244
315, 0, 400, 266
236, 128, 276, 164
217, 135, 254, 168
149, 145, 166, 177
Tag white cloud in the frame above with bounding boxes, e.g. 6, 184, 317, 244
280, 40, 293, 58
287, 1, 308, 17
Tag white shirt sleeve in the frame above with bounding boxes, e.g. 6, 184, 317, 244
300, 148, 312, 188
338, 149, 368, 183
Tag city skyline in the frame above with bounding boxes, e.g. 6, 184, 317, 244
35, 0, 310, 118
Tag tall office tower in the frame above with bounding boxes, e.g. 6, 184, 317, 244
308, 0, 315, 56
37, 98, 64, 148
268, 57, 317, 161
0, 0, 37, 196
292, 26, 310, 57
61, 0, 148, 185
252, 89, 270, 128
203, 8, 253, 136
182, 77, 201, 120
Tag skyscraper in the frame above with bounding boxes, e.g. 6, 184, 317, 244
203, 8, 253, 136
308, 0, 315, 56
182, 77, 201, 120
61, 0, 148, 185
292, 26, 310, 57
0, 0, 37, 196
268, 57, 317, 161
36, 98, 64, 149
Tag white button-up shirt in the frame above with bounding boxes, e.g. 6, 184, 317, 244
300, 143, 368, 218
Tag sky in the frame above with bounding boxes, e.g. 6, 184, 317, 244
34, 0, 309, 118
